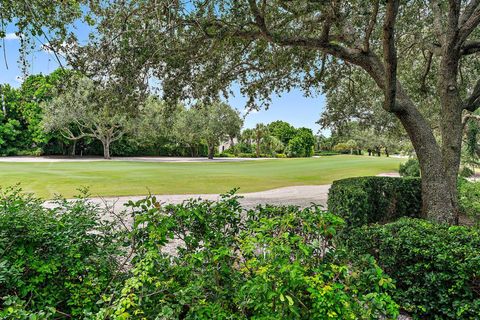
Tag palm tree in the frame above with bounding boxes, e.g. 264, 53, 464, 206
253, 123, 269, 157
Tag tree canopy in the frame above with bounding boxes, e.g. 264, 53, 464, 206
71, 0, 480, 223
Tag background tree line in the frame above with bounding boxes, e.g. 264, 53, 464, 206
0, 71, 320, 159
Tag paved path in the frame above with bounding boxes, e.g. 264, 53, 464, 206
45, 185, 331, 212
0, 156, 272, 163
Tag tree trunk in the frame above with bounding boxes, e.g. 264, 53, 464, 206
394, 97, 458, 224
208, 146, 214, 159
102, 139, 111, 159
353, 52, 460, 224
71, 140, 77, 156
256, 138, 260, 157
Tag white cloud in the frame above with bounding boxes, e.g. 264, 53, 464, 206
3, 33, 19, 40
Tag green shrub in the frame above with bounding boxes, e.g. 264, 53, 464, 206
98, 192, 399, 319
327, 176, 422, 228
238, 152, 256, 158
458, 179, 480, 226
0, 186, 126, 318
275, 153, 287, 158
345, 218, 480, 319
216, 152, 235, 158
16, 148, 44, 157
314, 151, 340, 156
399, 158, 420, 177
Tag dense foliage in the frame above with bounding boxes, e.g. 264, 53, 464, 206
0, 71, 71, 156
230, 122, 315, 158
327, 177, 422, 229
98, 192, 398, 319
0, 188, 400, 319
345, 218, 480, 319
458, 179, 480, 226
399, 159, 421, 177
0, 187, 125, 318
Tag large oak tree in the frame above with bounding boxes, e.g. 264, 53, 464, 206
77, 0, 480, 223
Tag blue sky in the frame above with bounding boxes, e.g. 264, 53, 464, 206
0, 23, 328, 134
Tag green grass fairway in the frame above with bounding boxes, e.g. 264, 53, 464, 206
0, 156, 404, 199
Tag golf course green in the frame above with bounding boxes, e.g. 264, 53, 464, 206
0, 155, 404, 198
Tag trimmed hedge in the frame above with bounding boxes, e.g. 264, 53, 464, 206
327, 176, 422, 228
345, 218, 480, 319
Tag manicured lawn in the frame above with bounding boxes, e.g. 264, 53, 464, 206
0, 156, 404, 198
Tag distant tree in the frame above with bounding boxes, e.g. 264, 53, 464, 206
43, 77, 132, 159
199, 102, 243, 159
19, 70, 72, 150
137, 98, 181, 147
261, 135, 284, 156
286, 136, 306, 158
285, 128, 315, 158
315, 135, 335, 152
268, 120, 297, 145
173, 107, 204, 157
241, 128, 254, 147
253, 123, 269, 157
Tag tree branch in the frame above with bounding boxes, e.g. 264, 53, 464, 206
460, 0, 480, 26
462, 111, 480, 127
363, 0, 380, 52
459, 8, 480, 44
420, 50, 433, 92
383, 0, 400, 112
464, 78, 480, 111
461, 40, 480, 54
430, 0, 445, 41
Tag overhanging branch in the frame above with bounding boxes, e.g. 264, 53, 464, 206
383, 0, 400, 112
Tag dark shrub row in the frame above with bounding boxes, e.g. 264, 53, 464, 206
327, 176, 422, 228
344, 218, 480, 319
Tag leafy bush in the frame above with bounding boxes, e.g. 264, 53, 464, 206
399, 158, 420, 177
275, 152, 287, 158
458, 179, 480, 226
0, 186, 126, 318
98, 192, 399, 319
314, 151, 340, 156
345, 218, 480, 319
238, 152, 256, 158
328, 176, 422, 228
216, 152, 236, 158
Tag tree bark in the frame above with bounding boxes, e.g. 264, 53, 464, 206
207, 145, 215, 159
102, 139, 111, 159
71, 140, 77, 156
394, 101, 457, 224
